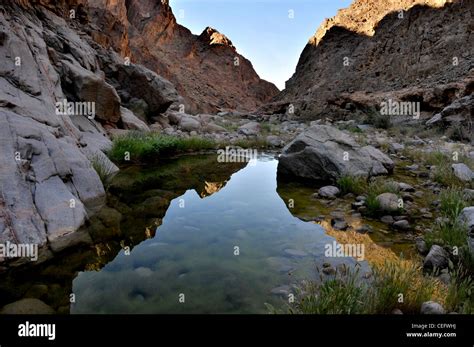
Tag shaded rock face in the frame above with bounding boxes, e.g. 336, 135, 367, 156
87, 0, 279, 114
271, 0, 473, 120
426, 95, 473, 143
0, 2, 109, 253
0, 0, 176, 256
277, 125, 394, 183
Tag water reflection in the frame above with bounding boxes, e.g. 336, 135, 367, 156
0, 154, 365, 314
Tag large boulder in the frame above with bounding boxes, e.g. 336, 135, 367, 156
61, 60, 121, 123
120, 107, 150, 132
105, 58, 183, 118
278, 125, 394, 182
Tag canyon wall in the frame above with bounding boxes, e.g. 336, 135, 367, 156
271, 0, 473, 120
88, 0, 279, 114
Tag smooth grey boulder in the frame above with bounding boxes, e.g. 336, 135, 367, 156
393, 220, 410, 231
266, 135, 283, 147
278, 125, 394, 182
0, 298, 55, 315
120, 107, 150, 132
319, 186, 340, 199
61, 60, 121, 123
204, 123, 227, 133
459, 207, 474, 233
238, 122, 260, 136
420, 301, 446, 315
179, 116, 201, 132
376, 193, 400, 213
451, 163, 474, 182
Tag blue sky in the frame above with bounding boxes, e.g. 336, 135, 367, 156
169, 0, 352, 90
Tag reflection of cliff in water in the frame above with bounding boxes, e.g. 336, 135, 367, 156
0, 155, 246, 314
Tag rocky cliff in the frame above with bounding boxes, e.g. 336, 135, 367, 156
88, 0, 279, 114
271, 0, 473, 120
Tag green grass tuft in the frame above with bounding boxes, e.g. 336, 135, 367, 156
336, 175, 366, 195
90, 153, 116, 186
290, 261, 438, 314
108, 132, 216, 164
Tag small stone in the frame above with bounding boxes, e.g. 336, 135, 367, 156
398, 182, 415, 192
452, 163, 474, 182
420, 301, 446, 315
318, 186, 340, 199
391, 308, 403, 315
462, 189, 474, 201
423, 245, 449, 272
356, 225, 373, 234
352, 201, 365, 209
405, 164, 419, 171
332, 220, 348, 231
376, 193, 400, 213
393, 220, 410, 231
381, 215, 394, 224
389, 143, 405, 153
415, 238, 429, 255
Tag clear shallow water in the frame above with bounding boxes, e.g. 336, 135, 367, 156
72, 155, 363, 314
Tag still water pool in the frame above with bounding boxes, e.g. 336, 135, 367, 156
72, 155, 362, 313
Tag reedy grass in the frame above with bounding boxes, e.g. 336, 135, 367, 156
90, 153, 117, 187
289, 260, 439, 314
336, 175, 366, 195
108, 132, 217, 164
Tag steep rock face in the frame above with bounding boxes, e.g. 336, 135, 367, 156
93, 0, 279, 114
0, 0, 181, 258
273, 0, 473, 119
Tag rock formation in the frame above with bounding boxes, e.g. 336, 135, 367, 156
278, 125, 394, 182
88, 0, 279, 113
270, 0, 473, 123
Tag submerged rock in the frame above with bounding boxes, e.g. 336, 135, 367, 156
283, 249, 308, 258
